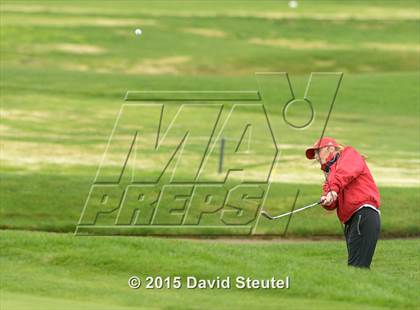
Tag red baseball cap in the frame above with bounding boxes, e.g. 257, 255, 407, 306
305, 137, 339, 159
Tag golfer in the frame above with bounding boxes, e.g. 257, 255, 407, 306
305, 137, 380, 268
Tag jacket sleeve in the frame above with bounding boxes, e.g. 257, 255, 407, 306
329, 147, 365, 194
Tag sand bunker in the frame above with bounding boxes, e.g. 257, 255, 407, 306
182, 28, 226, 38
249, 38, 347, 50
125, 56, 190, 75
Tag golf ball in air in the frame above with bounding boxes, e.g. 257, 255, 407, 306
135, 28, 142, 36
288, 0, 298, 8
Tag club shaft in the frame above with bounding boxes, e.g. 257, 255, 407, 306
267, 201, 320, 219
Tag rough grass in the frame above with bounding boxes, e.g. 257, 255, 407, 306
1, 230, 419, 309
1, 0, 419, 237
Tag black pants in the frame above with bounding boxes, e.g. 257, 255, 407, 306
344, 207, 380, 268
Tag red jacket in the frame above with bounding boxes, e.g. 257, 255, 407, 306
322, 147, 380, 223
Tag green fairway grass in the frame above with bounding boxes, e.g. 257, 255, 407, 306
1, 71, 418, 236
1, 1, 419, 308
1, 174, 419, 236
1, 230, 419, 309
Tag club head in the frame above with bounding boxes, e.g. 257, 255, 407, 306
260, 210, 272, 220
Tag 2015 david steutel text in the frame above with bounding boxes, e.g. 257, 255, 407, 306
128, 275, 290, 289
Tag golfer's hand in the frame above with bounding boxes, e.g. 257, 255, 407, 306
321, 191, 338, 206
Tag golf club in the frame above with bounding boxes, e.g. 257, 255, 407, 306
261, 201, 321, 220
